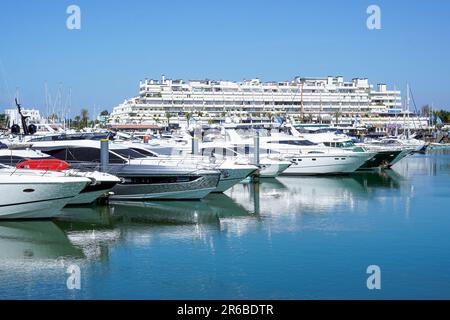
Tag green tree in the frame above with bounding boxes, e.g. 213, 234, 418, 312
165, 112, 172, 126
185, 112, 192, 128
0, 114, 8, 128
333, 111, 342, 125
70, 115, 81, 129
49, 113, 58, 123
100, 110, 109, 116
434, 109, 450, 123
80, 109, 89, 128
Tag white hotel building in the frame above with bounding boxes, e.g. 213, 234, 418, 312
109, 76, 404, 125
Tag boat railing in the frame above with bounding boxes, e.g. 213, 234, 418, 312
131, 156, 227, 169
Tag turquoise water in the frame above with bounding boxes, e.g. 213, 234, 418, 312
1, 151, 450, 299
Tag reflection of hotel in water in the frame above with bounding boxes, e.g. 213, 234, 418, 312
227, 171, 409, 218
109, 76, 417, 126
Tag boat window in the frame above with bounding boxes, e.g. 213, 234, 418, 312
268, 140, 317, 146
43, 147, 125, 164
340, 141, 355, 148
112, 149, 149, 160
0, 155, 27, 166
201, 147, 215, 156
130, 148, 158, 157
44, 147, 100, 162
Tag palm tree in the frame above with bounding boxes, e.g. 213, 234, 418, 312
185, 112, 192, 128
80, 109, 89, 128
0, 114, 8, 128
333, 111, 342, 125
165, 112, 172, 126
49, 113, 58, 123
73, 115, 81, 129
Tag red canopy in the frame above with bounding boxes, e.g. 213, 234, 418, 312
16, 159, 71, 171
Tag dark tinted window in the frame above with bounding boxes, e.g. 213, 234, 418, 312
268, 140, 316, 146
131, 148, 157, 157
112, 149, 148, 160
44, 147, 125, 164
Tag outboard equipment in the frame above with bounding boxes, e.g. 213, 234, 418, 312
10, 124, 21, 135
27, 124, 37, 135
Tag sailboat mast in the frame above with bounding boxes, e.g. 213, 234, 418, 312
406, 83, 411, 138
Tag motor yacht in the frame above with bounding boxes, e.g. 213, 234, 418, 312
224, 129, 375, 175
284, 125, 415, 169
123, 143, 258, 192
28, 140, 221, 200
0, 165, 90, 219
0, 147, 121, 205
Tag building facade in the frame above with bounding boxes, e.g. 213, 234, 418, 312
109, 76, 403, 125
4, 108, 42, 127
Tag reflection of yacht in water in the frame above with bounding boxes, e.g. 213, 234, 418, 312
0, 221, 83, 261
55, 206, 119, 261
227, 170, 407, 215
108, 193, 252, 225
54, 194, 254, 259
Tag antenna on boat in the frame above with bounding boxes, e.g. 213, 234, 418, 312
15, 97, 30, 135
406, 82, 411, 138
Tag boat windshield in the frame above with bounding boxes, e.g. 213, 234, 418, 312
130, 148, 158, 157
268, 140, 317, 146
340, 141, 355, 148
112, 149, 149, 159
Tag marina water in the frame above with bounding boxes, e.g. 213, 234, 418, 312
1, 150, 450, 299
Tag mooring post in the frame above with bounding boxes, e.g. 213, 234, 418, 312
192, 137, 199, 155
252, 131, 260, 182
100, 138, 109, 172
253, 130, 260, 166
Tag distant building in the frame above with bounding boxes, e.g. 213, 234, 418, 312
4, 108, 42, 127
109, 75, 402, 125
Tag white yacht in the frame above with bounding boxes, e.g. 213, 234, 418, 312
28, 140, 221, 200
118, 133, 292, 178
225, 130, 375, 175
123, 143, 258, 191
197, 143, 292, 178
0, 166, 90, 219
285, 125, 415, 169
0, 147, 121, 205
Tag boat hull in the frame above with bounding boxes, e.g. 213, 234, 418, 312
109, 167, 221, 200
358, 150, 402, 170
67, 176, 119, 205
259, 162, 291, 177
0, 180, 88, 219
213, 167, 257, 193
281, 154, 371, 175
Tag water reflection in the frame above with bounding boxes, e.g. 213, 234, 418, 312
0, 169, 414, 274
227, 170, 408, 216
2, 153, 450, 299
394, 152, 450, 177
0, 221, 83, 263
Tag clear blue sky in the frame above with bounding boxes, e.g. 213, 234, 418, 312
1, 0, 449, 117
